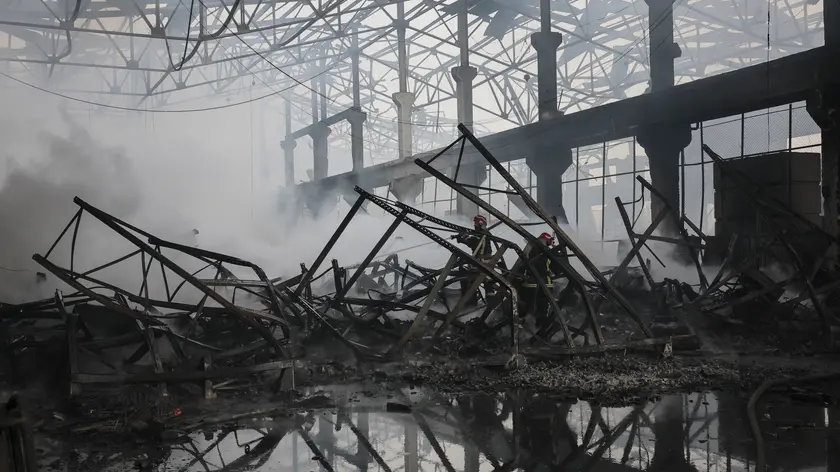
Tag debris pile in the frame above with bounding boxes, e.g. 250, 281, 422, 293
1, 127, 837, 408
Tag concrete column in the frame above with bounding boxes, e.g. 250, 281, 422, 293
807, 90, 839, 267
822, 0, 839, 267
404, 422, 418, 472
392, 92, 415, 159
636, 0, 689, 237
527, 0, 571, 223
452, 65, 478, 130
392, 2, 414, 160
453, 65, 483, 216
530, 35, 563, 120
317, 414, 335, 468
823, 127, 838, 265
311, 123, 331, 179
390, 175, 423, 204
826, 0, 839, 46
452, 0, 484, 216
283, 98, 295, 187
453, 0, 476, 130
282, 139, 297, 187
527, 149, 572, 223
351, 29, 366, 171
349, 110, 367, 172
829, 406, 840, 472
355, 412, 371, 471
465, 444, 480, 472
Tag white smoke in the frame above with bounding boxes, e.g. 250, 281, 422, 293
0, 79, 715, 308
0, 81, 435, 305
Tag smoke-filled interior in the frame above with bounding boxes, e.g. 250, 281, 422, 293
1, 1, 839, 470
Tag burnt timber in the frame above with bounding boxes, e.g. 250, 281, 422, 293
302, 45, 840, 195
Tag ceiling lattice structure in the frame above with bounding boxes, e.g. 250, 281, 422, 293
0, 0, 826, 165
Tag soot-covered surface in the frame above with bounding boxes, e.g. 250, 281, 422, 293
34, 384, 840, 472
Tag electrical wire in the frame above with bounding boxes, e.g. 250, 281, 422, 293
1, 0, 694, 128
164, 0, 198, 71
1, 0, 790, 158
0, 67, 330, 113
193, 0, 337, 101
164, 0, 244, 71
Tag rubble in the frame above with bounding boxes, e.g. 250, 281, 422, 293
1, 127, 839, 448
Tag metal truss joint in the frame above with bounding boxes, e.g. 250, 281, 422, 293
126, 59, 139, 70
150, 26, 165, 38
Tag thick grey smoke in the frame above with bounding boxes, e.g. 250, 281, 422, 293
0, 80, 711, 307
0, 108, 142, 302
0, 85, 436, 305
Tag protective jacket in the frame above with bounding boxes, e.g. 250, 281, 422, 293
522, 247, 553, 288
456, 231, 493, 261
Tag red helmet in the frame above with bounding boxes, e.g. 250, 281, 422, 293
538, 232, 553, 245
473, 215, 487, 226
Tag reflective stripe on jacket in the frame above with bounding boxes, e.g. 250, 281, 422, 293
522, 253, 552, 288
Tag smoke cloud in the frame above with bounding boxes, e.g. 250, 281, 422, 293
0, 80, 710, 307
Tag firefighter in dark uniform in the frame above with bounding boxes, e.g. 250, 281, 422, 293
451, 214, 496, 305
520, 232, 555, 326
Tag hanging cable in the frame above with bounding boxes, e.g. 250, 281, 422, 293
163, 0, 198, 71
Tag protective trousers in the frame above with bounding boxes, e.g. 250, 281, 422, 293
460, 268, 495, 306
520, 285, 549, 324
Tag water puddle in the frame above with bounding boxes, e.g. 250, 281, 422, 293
36, 388, 840, 471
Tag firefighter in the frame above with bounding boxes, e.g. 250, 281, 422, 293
452, 215, 493, 259
451, 214, 496, 305
520, 232, 555, 326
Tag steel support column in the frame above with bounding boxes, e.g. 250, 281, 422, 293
453, 0, 483, 216
392, 2, 415, 160
527, 0, 571, 223
636, 0, 690, 237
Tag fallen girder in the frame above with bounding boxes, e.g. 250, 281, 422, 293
0, 130, 721, 402
2, 197, 305, 400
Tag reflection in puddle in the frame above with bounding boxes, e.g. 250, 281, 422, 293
38, 390, 840, 472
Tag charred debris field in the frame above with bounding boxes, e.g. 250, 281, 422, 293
1, 133, 839, 462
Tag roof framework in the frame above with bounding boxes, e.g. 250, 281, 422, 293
0, 0, 826, 164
